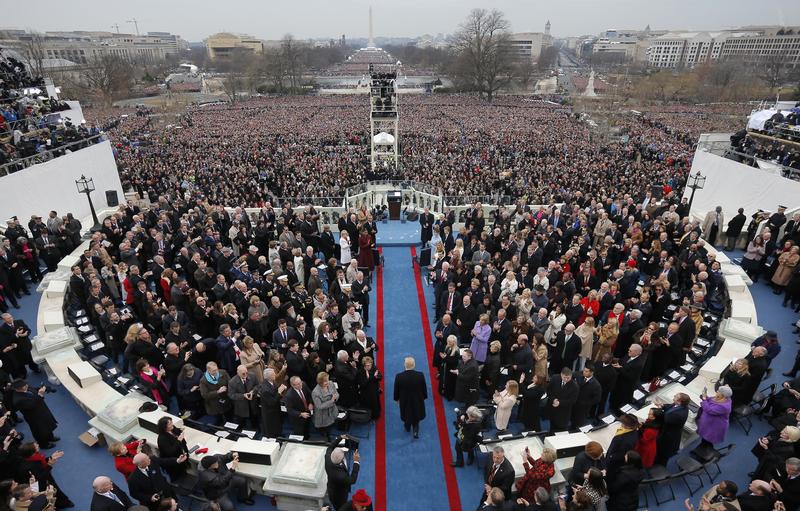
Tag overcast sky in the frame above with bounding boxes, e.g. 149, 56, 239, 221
3, 0, 799, 41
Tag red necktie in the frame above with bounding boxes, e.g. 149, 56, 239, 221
298, 389, 308, 410
448, 293, 454, 311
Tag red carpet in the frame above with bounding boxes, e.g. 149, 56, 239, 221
374, 249, 387, 510
410, 246, 463, 511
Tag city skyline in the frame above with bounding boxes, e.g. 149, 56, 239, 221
2, 0, 799, 42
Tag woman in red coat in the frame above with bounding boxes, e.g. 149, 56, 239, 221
515, 447, 557, 501
357, 228, 375, 273
578, 290, 600, 325
635, 407, 663, 468
158, 268, 174, 306
109, 439, 145, 479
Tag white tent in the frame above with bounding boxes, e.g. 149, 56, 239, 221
372, 132, 395, 145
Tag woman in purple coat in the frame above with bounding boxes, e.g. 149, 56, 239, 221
469, 314, 491, 363
696, 385, 733, 450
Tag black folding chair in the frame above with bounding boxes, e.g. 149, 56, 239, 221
640, 464, 676, 507
346, 407, 372, 439
676, 455, 706, 495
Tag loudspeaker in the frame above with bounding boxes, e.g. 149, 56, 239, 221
105, 190, 119, 207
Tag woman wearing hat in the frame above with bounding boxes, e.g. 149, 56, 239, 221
339, 489, 372, 511
696, 385, 733, 451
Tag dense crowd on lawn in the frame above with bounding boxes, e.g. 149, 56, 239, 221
92, 95, 750, 208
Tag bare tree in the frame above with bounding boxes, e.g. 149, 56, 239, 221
515, 59, 536, 90
79, 54, 134, 106
218, 48, 256, 102
537, 46, 559, 71
280, 34, 306, 92
261, 47, 287, 92
450, 8, 515, 101
760, 51, 790, 91
20, 33, 47, 80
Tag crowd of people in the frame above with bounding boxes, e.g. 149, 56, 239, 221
0, 52, 103, 172
97, 95, 748, 209
0, 195, 386, 510
0, 84, 793, 510
731, 131, 800, 178
404, 190, 800, 510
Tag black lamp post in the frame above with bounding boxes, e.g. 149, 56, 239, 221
75, 174, 100, 229
686, 171, 706, 213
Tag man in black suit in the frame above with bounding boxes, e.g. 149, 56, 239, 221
546, 367, 579, 432
571, 365, 602, 428
319, 225, 336, 262
433, 314, 458, 364
393, 356, 427, 438
351, 271, 371, 327
593, 354, 618, 418
550, 323, 581, 374
160, 305, 189, 333
491, 309, 514, 363
12, 379, 58, 447
478, 446, 515, 508
283, 376, 313, 438
68, 264, 89, 307
610, 344, 645, 411
726, 207, 747, 251
437, 282, 461, 322
272, 319, 299, 351
127, 453, 175, 511
454, 349, 480, 408
34, 231, 60, 272
655, 322, 686, 371
454, 295, 477, 345
90, 476, 133, 511
419, 207, 434, 246
771, 457, 800, 511
260, 367, 285, 438
0, 313, 38, 377
197, 452, 253, 508
325, 436, 361, 510
736, 479, 775, 511
654, 392, 690, 466
675, 305, 696, 344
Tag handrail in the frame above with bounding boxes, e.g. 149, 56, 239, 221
0, 134, 104, 177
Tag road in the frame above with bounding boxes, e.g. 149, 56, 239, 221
557, 48, 583, 93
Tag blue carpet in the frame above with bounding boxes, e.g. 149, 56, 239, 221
11, 246, 800, 510
381, 247, 451, 509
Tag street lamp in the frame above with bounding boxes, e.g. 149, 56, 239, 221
686, 171, 706, 212
75, 175, 100, 229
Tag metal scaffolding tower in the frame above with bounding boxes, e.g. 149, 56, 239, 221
369, 64, 399, 173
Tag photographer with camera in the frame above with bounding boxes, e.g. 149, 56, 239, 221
451, 406, 483, 467
11, 379, 58, 448
325, 435, 361, 511
197, 452, 254, 510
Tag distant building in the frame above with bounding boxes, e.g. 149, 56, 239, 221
646, 26, 800, 68
506, 22, 553, 63
205, 32, 264, 60
0, 30, 186, 64
590, 26, 666, 63
720, 27, 800, 67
